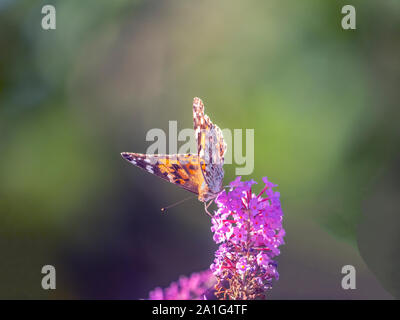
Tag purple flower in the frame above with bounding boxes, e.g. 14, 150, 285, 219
210, 176, 285, 300
262, 176, 278, 189
146, 176, 284, 300
236, 257, 250, 274
256, 253, 271, 268
148, 270, 215, 300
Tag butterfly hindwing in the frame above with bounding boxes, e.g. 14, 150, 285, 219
121, 152, 204, 195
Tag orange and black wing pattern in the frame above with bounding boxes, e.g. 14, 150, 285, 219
121, 152, 205, 195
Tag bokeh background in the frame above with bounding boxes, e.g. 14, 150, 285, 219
0, 0, 399, 299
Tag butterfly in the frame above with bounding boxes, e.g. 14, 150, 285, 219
121, 97, 227, 212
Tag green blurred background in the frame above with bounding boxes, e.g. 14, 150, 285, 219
0, 0, 399, 299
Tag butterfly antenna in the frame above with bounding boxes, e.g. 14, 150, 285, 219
161, 195, 196, 213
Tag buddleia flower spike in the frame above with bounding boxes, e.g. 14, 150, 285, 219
210, 176, 285, 300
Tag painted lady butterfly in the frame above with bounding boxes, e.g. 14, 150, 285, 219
121, 97, 227, 207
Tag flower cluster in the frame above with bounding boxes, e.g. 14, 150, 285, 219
210, 176, 285, 300
148, 270, 216, 300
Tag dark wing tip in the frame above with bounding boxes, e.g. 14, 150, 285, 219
121, 152, 133, 161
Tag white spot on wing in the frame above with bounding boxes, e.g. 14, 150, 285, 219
146, 165, 154, 174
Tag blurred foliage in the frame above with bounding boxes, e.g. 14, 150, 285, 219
0, 0, 399, 299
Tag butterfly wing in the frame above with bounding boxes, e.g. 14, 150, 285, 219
121, 152, 204, 195
193, 97, 212, 155
192, 97, 227, 196
120, 97, 226, 203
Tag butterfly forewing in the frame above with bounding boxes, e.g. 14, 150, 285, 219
121, 152, 204, 195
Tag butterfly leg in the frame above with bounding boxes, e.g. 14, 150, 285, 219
204, 200, 214, 218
